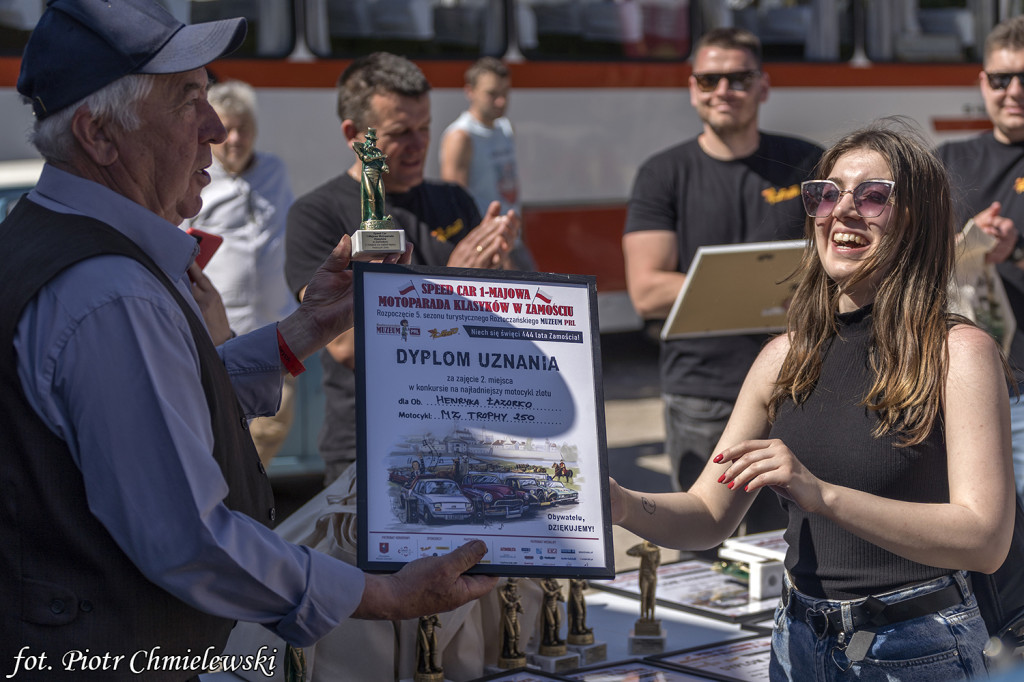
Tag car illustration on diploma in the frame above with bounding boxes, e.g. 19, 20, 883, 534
492, 473, 555, 511
538, 479, 579, 505
459, 473, 526, 519
401, 478, 474, 524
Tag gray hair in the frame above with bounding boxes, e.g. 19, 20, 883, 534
208, 79, 258, 119
29, 74, 155, 164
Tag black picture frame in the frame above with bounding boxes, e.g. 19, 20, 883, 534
565, 658, 717, 681
470, 667, 572, 681
649, 633, 773, 681
354, 263, 614, 577
588, 560, 777, 623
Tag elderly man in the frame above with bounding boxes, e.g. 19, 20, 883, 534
285, 52, 520, 486
0, 2, 495, 679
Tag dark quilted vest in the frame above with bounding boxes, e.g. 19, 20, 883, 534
0, 199, 275, 681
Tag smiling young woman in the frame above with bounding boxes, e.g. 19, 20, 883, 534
611, 118, 1015, 681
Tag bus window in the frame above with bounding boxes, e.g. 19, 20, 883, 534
698, 0, 853, 62
864, 0, 995, 63
306, 0, 507, 58
189, 0, 295, 57
0, 1, 294, 58
0, 0, 41, 55
517, 0, 691, 60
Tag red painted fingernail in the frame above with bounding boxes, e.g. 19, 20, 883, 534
744, 485, 750, 492
713, 454, 723, 463
717, 474, 726, 483
727, 481, 735, 490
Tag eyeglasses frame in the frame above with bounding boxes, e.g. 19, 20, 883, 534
800, 179, 896, 219
691, 70, 761, 93
985, 71, 1024, 90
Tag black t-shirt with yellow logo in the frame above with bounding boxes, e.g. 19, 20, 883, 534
937, 132, 1024, 386
285, 173, 481, 468
624, 133, 822, 400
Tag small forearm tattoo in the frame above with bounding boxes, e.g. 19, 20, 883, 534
641, 496, 656, 515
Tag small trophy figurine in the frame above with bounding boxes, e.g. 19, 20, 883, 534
414, 614, 443, 682
497, 578, 526, 669
567, 578, 593, 646
528, 578, 580, 673
539, 578, 567, 657
566, 578, 607, 665
350, 127, 407, 260
627, 540, 666, 654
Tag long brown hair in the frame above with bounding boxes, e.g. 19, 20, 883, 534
768, 120, 957, 446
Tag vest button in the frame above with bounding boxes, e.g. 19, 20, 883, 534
269, 507, 276, 522
50, 599, 66, 614
80, 600, 94, 612
258, 461, 266, 475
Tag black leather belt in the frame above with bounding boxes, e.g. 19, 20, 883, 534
783, 577, 969, 640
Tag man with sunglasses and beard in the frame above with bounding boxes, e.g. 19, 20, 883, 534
936, 15, 1024, 501
622, 27, 821, 537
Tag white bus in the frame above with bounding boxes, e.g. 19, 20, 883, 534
0, 0, 1015, 331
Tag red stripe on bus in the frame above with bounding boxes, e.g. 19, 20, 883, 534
522, 204, 626, 291
0, 58, 984, 90
931, 118, 994, 132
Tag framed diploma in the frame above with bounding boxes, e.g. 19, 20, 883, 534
650, 634, 773, 681
661, 240, 804, 340
354, 263, 614, 577
589, 561, 777, 623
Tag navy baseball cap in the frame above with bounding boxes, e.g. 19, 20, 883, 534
17, 0, 246, 120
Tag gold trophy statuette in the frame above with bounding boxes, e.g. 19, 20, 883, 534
350, 127, 407, 259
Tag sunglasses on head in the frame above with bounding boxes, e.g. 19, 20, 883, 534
985, 71, 1024, 89
800, 179, 895, 219
692, 70, 760, 93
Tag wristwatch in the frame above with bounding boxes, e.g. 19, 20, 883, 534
1012, 233, 1024, 264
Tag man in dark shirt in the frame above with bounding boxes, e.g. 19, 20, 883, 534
935, 15, 1024, 498
285, 52, 520, 485
622, 27, 821, 534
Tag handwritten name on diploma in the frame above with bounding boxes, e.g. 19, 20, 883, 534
6, 645, 277, 678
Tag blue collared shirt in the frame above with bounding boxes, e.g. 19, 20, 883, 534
14, 165, 363, 646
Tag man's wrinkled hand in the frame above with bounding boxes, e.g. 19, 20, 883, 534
281, 236, 413, 361
354, 540, 497, 621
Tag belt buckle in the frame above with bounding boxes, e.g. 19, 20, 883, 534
807, 607, 831, 640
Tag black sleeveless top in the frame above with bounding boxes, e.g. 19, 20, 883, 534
769, 305, 951, 600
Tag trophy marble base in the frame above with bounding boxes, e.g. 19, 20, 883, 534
495, 654, 527, 670
402, 675, 448, 682
528, 649, 580, 674
351, 225, 406, 260
568, 640, 607, 666
629, 619, 666, 655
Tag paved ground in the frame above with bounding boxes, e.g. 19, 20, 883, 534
599, 330, 688, 571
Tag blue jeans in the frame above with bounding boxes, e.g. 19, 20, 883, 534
1010, 397, 1024, 499
770, 572, 989, 681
